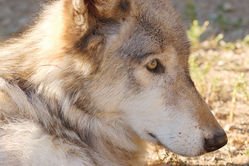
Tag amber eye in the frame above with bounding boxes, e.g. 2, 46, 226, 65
146, 59, 158, 70
146, 59, 165, 74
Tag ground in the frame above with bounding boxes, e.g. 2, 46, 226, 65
0, 0, 248, 165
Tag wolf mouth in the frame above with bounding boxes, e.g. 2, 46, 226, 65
148, 132, 175, 153
148, 132, 164, 146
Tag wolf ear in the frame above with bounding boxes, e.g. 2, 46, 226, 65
62, 0, 130, 45
68, 0, 130, 26
73, 0, 131, 19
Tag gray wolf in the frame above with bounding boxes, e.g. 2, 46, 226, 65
0, 0, 227, 165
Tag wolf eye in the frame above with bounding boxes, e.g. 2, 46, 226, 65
146, 59, 164, 74
147, 59, 158, 70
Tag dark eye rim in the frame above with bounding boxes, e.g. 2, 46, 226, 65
146, 59, 165, 74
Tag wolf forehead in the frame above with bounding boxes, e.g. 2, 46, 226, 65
116, 0, 190, 60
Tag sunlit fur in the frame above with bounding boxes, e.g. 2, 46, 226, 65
0, 0, 226, 165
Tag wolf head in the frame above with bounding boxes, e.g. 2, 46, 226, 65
39, 0, 228, 157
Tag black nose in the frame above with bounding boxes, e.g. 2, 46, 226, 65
204, 131, 228, 152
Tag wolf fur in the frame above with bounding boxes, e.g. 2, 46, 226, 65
0, 0, 227, 165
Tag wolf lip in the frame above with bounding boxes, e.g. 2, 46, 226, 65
148, 132, 157, 139
148, 132, 164, 146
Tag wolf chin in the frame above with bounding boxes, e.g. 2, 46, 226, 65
0, 0, 227, 165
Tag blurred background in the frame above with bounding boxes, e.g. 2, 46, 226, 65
0, 0, 248, 165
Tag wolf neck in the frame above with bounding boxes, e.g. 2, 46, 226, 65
0, 54, 145, 166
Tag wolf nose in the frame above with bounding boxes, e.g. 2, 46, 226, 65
204, 131, 228, 152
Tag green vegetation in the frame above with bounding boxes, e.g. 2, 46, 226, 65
187, 20, 209, 47
246, 149, 249, 156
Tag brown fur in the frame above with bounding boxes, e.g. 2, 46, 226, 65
0, 0, 227, 165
